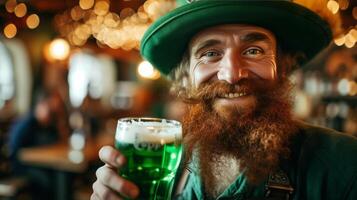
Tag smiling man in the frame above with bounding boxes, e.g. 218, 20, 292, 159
91, 0, 357, 200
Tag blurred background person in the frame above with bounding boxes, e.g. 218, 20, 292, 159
7, 89, 70, 200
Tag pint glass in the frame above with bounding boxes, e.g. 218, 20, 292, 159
115, 118, 182, 200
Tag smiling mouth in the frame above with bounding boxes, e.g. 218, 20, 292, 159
220, 92, 248, 99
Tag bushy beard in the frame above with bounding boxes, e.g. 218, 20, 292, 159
181, 77, 297, 197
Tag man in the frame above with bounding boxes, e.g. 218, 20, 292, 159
92, 0, 357, 199
8, 89, 70, 200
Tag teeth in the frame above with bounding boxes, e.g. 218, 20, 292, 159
222, 92, 247, 98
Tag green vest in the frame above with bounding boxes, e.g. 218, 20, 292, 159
174, 121, 357, 200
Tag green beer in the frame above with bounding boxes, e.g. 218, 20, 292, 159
115, 118, 182, 200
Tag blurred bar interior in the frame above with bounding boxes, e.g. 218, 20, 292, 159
0, 0, 356, 200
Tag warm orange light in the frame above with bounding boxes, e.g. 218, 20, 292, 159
350, 28, 357, 41
137, 61, 161, 80
54, 0, 175, 51
120, 7, 135, 19
4, 23, 17, 38
14, 3, 27, 18
345, 37, 355, 48
26, 14, 40, 29
334, 34, 345, 46
71, 6, 85, 21
327, 0, 339, 14
353, 7, 357, 20
339, 0, 349, 10
94, 1, 110, 16
48, 38, 71, 60
104, 13, 120, 28
5, 0, 17, 13
79, 0, 95, 10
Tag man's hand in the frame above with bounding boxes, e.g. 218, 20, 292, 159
91, 146, 139, 200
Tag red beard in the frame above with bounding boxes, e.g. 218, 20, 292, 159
181, 78, 298, 197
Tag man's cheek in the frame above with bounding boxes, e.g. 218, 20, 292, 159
245, 59, 277, 80
192, 63, 219, 87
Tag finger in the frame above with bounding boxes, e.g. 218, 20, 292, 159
92, 180, 123, 200
90, 193, 99, 200
99, 146, 126, 168
96, 166, 139, 199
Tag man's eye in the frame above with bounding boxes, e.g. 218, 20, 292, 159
202, 51, 220, 58
243, 48, 263, 56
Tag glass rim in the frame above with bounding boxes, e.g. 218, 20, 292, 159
117, 117, 182, 128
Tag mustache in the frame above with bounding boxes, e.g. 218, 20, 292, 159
184, 79, 275, 103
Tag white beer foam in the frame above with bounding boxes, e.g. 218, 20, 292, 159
116, 120, 182, 144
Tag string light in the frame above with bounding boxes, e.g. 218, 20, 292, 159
335, 27, 357, 48
327, 0, 357, 48
345, 36, 355, 48
137, 61, 161, 80
349, 29, 357, 41
120, 7, 135, 19
74, 24, 91, 40
347, 29, 357, 43
337, 79, 350, 95
48, 38, 71, 60
4, 1, 41, 37
79, 0, 95, 10
338, 0, 349, 10
71, 6, 85, 21
334, 34, 345, 46
104, 13, 120, 28
4, 23, 17, 38
5, 0, 17, 13
327, 0, 339, 14
14, 3, 27, 18
353, 7, 357, 20
94, 0, 110, 16
54, 0, 176, 49
26, 14, 40, 29
349, 81, 357, 96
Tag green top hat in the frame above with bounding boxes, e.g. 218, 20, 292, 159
140, 0, 332, 76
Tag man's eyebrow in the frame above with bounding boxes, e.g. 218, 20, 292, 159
191, 39, 222, 56
240, 32, 271, 44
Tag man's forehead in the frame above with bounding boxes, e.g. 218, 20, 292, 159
189, 24, 276, 49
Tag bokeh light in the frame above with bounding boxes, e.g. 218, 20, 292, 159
94, 0, 109, 16
5, 0, 17, 13
68, 150, 84, 164
79, 0, 95, 10
327, 0, 339, 14
337, 79, 350, 96
4, 23, 17, 38
349, 81, 357, 96
334, 35, 346, 46
26, 14, 40, 29
339, 0, 349, 10
14, 3, 27, 18
48, 38, 71, 60
137, 61, 161, 80
54, 0, 176, 50
353, 7, 357, 20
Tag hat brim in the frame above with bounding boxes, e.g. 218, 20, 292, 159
141, 1, 332, 75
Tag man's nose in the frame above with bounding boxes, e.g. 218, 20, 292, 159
217, 53, 249, 84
